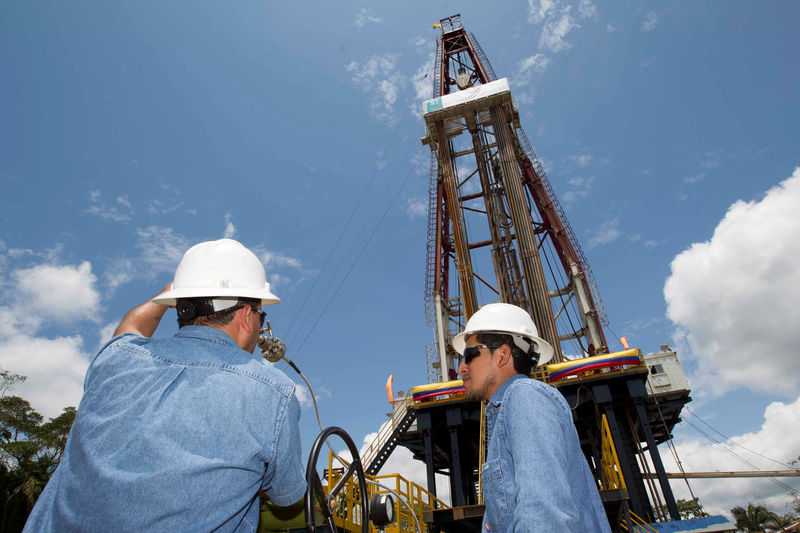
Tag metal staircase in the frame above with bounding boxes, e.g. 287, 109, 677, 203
362, 396, 418, 476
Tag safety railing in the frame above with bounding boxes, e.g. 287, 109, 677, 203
618, 509, 659, 533
599, 414, 626, 491
361, 395, 413, 471
326, 454, 448, 533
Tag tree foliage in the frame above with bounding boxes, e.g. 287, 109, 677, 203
730, 503, 781, 533
0, 369, 76, 532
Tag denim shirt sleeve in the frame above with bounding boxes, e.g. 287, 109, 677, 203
503, 382, 584, 531
261, 388, 306, 505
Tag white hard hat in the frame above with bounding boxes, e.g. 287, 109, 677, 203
151, 239, 280, 306
451, 302, 554, 365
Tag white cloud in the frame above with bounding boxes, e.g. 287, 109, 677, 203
97, 321, 119, 350
642, 11, 660, 32
515, 53, 551, 93
346, 54, 405, 122
528, 0, 559, 24
562, 176, 595, 207
664, 167, 800, 396
606, 24, 617, 33
578, 0, 597, 19
102, 226, 189, 292
568, 154, 594, 167
0, 259, 97, 418
0, 332, 89, 419
268, 273, 291, 291
147, 183, 184, 215
588, 217, 622, 247
412, 36, 426, 49
520, 54, 551, 75
405, 197, 427, 220
336, 423, 452, 506
663, 395, 800, 516
539, 10, 580, 53
86, 189, 131, 223
259, 250, 304, 271
14, 261, 100, 323
354, 8, 381, 28
700, 150, 724, 169
223, 213, 236, 239
135, 226, 189, 275
684, 172, 705, 184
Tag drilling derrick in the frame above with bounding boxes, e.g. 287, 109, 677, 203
370, 14, 692, 532
423, 14, 609, 384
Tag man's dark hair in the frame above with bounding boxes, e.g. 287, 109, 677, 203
176, 297, 260, 328
475, 332, 538, 375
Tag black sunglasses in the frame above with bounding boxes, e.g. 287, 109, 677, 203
462, 344, 501, 364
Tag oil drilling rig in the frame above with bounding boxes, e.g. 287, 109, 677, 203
360, 14, 692, 532
260, 14, 694, 533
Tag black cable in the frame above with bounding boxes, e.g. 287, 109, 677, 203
684, 406, 795, 469
283, 104, 412, 342
682, 418, 798, 494
293, 159, 420, 357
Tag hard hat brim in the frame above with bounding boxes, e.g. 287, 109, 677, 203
452, 330, 554, 365
151, 285, 280, 306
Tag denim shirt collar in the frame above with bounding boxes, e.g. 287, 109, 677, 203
174, 325, 240, 346
486, 373, 527, 414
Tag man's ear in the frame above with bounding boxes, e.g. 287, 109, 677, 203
495, 344, 514, 368
237, 306, 253, 334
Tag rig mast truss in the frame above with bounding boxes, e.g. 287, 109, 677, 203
423, 14, 609, 383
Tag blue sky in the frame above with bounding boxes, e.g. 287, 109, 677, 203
2, 0, 799, 518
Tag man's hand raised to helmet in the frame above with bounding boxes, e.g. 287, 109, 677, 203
113, 282, 174, 338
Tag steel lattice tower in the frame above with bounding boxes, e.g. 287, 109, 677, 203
423, 15, 609, 384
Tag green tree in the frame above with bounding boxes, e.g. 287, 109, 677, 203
730, 503, 781, 533
0, 370, 76, 532
677, 498, 709, 520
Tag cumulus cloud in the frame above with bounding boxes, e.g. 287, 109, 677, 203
0, 332, 89, 419
0, 259, 99, 418
336, 422, 452, 505
663, 396, 800, 516
588, 217, 622, 247
411, 53, 435, 115
345, 54, 405, 122
354, 8, 381, 28
14, 261, 100, 324
641, 11, 660, 32
664, 167, 800, 396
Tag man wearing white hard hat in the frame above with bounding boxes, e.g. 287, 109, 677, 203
454, 302, 610, 533
26, 239, 305, 532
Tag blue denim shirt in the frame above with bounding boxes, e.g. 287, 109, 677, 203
25, 326, 306, 532
481, 374, 610, 532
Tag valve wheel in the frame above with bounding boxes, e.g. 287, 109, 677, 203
305, 426, 369, 533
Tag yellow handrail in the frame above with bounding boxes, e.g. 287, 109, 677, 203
599, 414, 626, 491
360, 395, 413, 471
326, 452, 449, 533
625, 510, 659, 533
